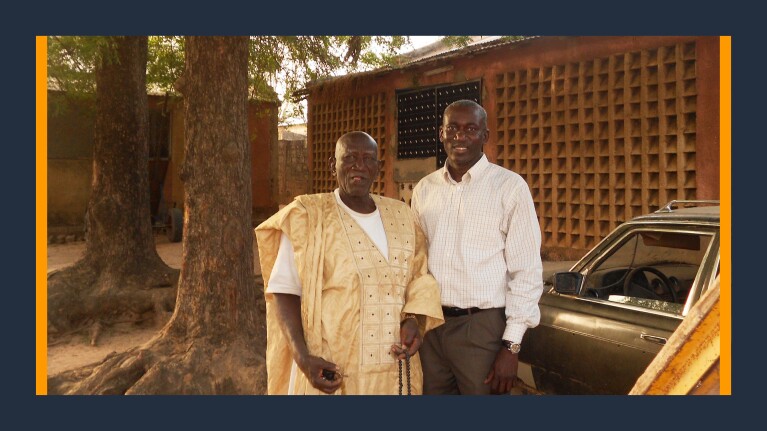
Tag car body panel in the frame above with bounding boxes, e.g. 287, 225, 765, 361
520, 202, 720, 394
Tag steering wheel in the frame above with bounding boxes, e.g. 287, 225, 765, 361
623, 266, 677, 303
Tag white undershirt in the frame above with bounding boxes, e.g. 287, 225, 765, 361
266, 189, 388, 296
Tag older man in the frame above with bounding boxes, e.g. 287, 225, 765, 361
256, 131, 443, 395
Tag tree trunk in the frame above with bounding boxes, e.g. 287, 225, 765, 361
47, 36, 179, 339
49, 36, 267, 395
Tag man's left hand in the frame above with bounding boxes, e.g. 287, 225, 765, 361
391, 317, 421, 359
483, 348, 519, 394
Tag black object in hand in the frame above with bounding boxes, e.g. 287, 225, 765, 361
322, 369, 336, 380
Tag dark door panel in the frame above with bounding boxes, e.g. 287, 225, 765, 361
521, 294, 681, 394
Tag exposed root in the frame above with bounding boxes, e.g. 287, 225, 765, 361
89, 321, 103, 346
48, 336, 267, 395
47, 259, 179, 341
47, 319, 94, 346
48, 312, 165, 347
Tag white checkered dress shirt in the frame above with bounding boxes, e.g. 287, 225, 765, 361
411, 154, 543, 343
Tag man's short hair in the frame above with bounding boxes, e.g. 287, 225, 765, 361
443, 100, 487, 127
335, 131, 378, 157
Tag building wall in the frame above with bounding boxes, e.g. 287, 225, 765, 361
276, 139, 311, 206
279, 123, 307, 140
48, 92, 279, 231
48, 159, 92, 228
47, 93, 95, 231
306, 36, 721, 257
248, 100, 280, 221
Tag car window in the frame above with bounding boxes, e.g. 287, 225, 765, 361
582, 228, 714, 315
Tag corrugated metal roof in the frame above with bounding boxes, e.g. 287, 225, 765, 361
300, 36, 541, 93
397, 35, 540, 66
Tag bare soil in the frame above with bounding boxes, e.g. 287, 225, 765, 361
46, 234, 262, 377
46, 233, 571, 379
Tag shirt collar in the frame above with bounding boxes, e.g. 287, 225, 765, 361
441, 154, 490, 184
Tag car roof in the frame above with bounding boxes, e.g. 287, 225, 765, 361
630, 204, 720, 225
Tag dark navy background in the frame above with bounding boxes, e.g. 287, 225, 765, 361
17, 1, 753, 429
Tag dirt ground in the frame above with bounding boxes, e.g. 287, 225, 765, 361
46, 234, 262, 377
46, 234, 572, 378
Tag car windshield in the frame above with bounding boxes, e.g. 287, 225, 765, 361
583, 229, 714, 315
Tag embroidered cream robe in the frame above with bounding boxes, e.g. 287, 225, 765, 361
255, 193, 444, 395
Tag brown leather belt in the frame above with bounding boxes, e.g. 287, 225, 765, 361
441, 306, 486, 317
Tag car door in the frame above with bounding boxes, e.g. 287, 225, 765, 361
520, 223, 719, 394
522, 291, 681, 394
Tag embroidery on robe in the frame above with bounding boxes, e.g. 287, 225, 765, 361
335, 197, 415, 367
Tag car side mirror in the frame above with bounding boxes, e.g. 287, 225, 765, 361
553, 272, 583, 295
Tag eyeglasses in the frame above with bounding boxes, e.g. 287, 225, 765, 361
443, 125, 484, 138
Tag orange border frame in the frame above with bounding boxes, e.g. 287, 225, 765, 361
34, 35, 734, 396
719, 35, 732, 395
36, 35, 48, 395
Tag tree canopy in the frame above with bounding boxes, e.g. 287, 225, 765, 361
49, 35, 416, 123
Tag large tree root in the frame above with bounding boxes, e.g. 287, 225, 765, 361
48, 276, 268, 395
48, 334, 267, 395
48, 259, 180, 341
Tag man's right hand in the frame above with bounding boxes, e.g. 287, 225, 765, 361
298, 355, 344, 394
274, 294, 344, 394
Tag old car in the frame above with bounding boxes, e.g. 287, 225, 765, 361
518, 200, 721, 394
